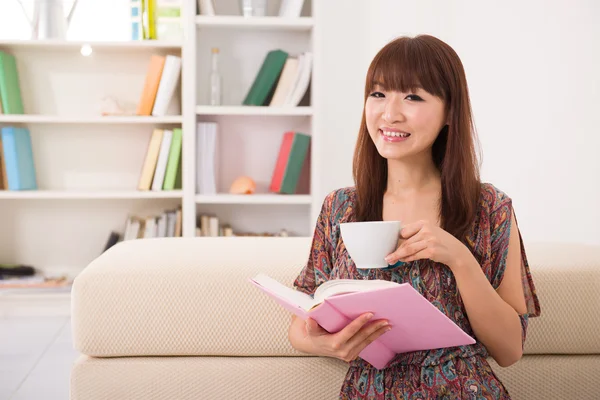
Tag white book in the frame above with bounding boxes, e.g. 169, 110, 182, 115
166, 211, 177, 237
151, 129, 173, 191
278, 0, 305, 18
152, 55, 182, 116
196, 122, 218, 195
198, 0, 215, 16
284, 53, 305, 106
157, 213, 168, 237
286, 51, 312, 106
269, 57, 299, 106
144, 217, 157, 238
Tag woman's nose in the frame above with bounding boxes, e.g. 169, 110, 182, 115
382, 95, 405, 124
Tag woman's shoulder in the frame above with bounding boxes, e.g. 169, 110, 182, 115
479, 182, 513, 213
320, 186, 357, 222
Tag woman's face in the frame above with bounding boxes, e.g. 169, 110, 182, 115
365, 84, 447, 161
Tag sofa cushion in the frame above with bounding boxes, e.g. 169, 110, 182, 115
71, 238, 600, 357
72, 237, 311, 357
70, 354, 600, 400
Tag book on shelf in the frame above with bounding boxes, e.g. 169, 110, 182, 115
278, 0, 306, 18
249, 274, 476, 370
197, 0, 216, 16
243, 49, 312, 107
138, 127, 182, 191
0, 127, 37, 191
152, 54, 182, 116
137, 54, 182, 116
243, 49, 289, 106
196, 122, 218, 195
270, 131, 310, 194
122, 206, 182, 240
0, 50, 25, 115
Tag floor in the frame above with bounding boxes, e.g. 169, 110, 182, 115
1, 294, 77, 400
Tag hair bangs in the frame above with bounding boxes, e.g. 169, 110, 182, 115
366, 38, 446, 100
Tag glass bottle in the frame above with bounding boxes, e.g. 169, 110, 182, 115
210, 47, 222, 106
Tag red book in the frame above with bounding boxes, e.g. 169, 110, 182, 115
269, 131, 310, 194
270, 131, 294, 193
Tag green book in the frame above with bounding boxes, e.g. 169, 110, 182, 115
163, 128, 182, 190
0, 51, 24, 114
243, 49, 289, 106
280, 133, 310, 194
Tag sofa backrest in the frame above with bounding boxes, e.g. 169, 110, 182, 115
72, 237, 600, 357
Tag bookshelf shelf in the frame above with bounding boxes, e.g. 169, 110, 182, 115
0, 190, 184, 200
195, 194, 311, 205
0, 115, 183, 124
0, 40, 182, 52
195, 16, 313, 30
195, 106, 313, 116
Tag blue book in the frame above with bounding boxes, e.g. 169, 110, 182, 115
0, 127, 37, 190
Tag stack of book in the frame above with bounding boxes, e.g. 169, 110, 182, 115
136, 54, 182, 116
130, 0, 183, 41
269, 131, 310, 195
196, 122, 218, 195
242, 49, 312, 107
102, 206, 183, 253
137, 128, 183, 191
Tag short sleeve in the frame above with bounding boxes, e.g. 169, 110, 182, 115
488, 186, 541, 319
292, 191, 337, 297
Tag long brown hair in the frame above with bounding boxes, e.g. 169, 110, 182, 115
352, 35, 481, 241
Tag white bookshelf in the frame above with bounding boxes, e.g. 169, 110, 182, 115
196, 105, 313, 116
0, 39, 182, 52
0, 115, 183, 124
195, 15, 314, 30
195, 194, 311, 205
0, 190, 183, 200
0, 0, 316, 279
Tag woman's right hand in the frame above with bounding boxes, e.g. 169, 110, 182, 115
305, 312, 391, 363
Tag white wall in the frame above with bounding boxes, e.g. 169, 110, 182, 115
316, 0, 600, 245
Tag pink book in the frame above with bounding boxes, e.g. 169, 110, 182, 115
249, 274, 476, 370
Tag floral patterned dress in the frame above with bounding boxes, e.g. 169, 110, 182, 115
293, 183, 541, 399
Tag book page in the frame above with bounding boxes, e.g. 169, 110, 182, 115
251, 273, 317, 311
314, 279, 401, 304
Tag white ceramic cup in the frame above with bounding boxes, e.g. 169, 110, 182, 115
339, 221, 403, 269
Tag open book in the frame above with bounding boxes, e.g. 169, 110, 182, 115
249, 274, 476, 370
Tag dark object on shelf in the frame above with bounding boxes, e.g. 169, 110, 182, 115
103, 231, 121, 253
0, 264, 35, 277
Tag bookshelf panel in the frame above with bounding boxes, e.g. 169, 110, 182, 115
196, 115, 311, 194
195, 28, 311, 106
205, 0, 312, 17
195, 203, 311, 237
3, 47, 182, 117
0, 199, 182, 279
17, 126, 178, 191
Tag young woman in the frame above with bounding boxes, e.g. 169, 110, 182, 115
287, 34, 541, 399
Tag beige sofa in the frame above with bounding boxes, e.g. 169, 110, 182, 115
70, 237, 600, 399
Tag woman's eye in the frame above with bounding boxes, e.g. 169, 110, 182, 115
406, 94, 423, 101
369, 92, 385, 98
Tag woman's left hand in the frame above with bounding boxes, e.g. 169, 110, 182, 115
384, 220, 471, 270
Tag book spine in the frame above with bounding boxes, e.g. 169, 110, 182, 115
269, 131, 294, 193
279, 133, 310, 194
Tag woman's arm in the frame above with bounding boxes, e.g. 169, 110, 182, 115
451, 211, 527, 367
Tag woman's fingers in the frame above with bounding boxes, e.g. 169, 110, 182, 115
345, 323, 392, 362
386, 237, 428, 263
